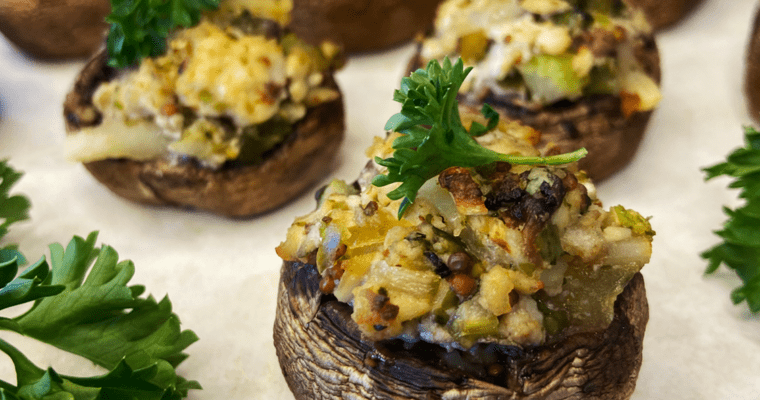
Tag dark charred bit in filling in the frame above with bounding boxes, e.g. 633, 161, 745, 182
371, 288, 400, 327
439, 167, 484, 207
483, 168, 567, 264
515, 171, 567, 265
362, 201, 378, 216
485, 172, 525, 211
507, 170, 565, 227
425, 251, 452, 278
562, 171, 591, 211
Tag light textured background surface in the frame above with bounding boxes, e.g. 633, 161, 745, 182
1, 0, 759, 398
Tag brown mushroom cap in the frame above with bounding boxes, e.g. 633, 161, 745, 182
0, 0, 109, 59
746, 5, 760, 124
407, 35, 661, 182
288, 0, 442, 53
63, 49, 345, 218
624, 0, 704, 31
274, 259, 648, 399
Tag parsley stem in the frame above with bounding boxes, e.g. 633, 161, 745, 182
495, 147, 588, 166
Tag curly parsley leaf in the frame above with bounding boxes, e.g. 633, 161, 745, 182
0, 160, 31, 244
372, 58, 588, 218
9, 232, 199, 372
0, 232, 200, 398
106, 0, 220, 68
0, 338, 194, 400
702, 126, 760, 313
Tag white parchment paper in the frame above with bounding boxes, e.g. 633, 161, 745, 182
1, 0, 759, 398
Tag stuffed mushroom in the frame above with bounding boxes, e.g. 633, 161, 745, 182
63, 3, 345, 217
274, 59, 654, 399
408, 0, 662, 180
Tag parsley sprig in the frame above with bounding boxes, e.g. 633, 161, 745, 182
372, 58, 588, 218
106, 0, 220, 68
702, 126, 760, 313
0, 160, 31, 243
0, 161, 199, 398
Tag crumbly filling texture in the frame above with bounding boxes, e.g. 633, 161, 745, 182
277, 112, 654, 350
419, 0, 661, 113
66, 1, 340, 168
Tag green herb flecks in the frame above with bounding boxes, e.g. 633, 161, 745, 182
106, 0, 220, 68
372, 58, 587, 219
702, 126, 760, 313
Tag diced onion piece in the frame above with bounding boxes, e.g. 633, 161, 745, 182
451, 299, 500, 337
601, 236, 652, 268
602, 226, 632, 242
535, 26, 572, 56
617, 42, 661, 116
416, 177, 464, 234
540, 259, 568, 296
363, 261, 441, 298
64, 119, 169, 163
620, 70, 661, 116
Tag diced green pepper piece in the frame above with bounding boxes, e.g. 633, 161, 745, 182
450, 299, 500, 339
611, 205, 655, 236
518, 55, 588, 104
537, 224, 563, 265
431, 281, 459, 324
566, 0, 625, 17
535, 296, 570, 336
459, 316, 500, 337
587, 0, 625, 16
236, 117, 293, 165
584, 64, 619, 95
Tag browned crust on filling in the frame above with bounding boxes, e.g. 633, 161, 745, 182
63, 49, 345, 218
624, 0, 704, 31
273, 259, 648, 400
288, 0, 442, 53
407, 35, 661, 182
746, 5, 760, 124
